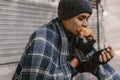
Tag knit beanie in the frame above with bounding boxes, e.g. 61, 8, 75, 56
58, 0, 93, 20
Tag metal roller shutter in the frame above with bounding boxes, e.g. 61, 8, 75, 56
0, 0, 57, 65
89, 9, 98, 48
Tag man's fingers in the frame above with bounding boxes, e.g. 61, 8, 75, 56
106, 47, 115, 58
103, 50, 112, 61
76, 29, 84, 38
99, 55, 102, 63
105, 46, 115, 58
101, 51, 108, 62
87, 35, 93, 40
98, 46, 115, 64
86, 34, 96, 41
79, 32, 84, 38
108, 46, 112, 50
99, 48, 114, 63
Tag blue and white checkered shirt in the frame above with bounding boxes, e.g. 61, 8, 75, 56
12, 18, 120, 80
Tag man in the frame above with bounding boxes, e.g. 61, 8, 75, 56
12, 0, 120, 80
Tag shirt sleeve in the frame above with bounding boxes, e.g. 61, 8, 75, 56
97, 63, 120, 80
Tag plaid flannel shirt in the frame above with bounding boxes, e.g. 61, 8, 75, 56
12, 18, 120, 80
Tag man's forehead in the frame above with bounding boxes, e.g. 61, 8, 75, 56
77, 13, 91, 17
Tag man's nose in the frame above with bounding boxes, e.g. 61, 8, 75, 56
82, 20, 88, 27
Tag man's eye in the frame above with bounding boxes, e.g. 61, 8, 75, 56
78, 18, 84, 21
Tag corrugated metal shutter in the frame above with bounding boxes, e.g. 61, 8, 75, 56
89, 9, 98, 48
0, 0, 57, 64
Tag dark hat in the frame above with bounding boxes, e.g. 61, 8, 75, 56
58, 0, 93, 20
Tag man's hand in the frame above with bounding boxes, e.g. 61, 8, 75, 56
76, 28, 96, 55
77, 37, 96, 55
99, 46, 115, 64
92, 46, 115, 64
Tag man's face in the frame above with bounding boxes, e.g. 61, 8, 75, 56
62, 13, 91, 36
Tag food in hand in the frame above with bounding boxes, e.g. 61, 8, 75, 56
77, 27, 95, 40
